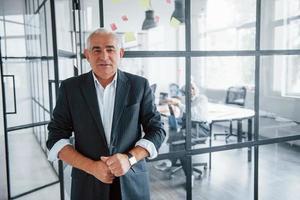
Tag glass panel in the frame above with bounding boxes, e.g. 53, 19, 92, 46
259, 141, 300, 200
190, 57, 255, 149
81, 0, 100, 50
55, 0, 73, 52
102, 0, 185, 51
122, 57, 186, 154
260, 56, 300, 140
58, 58, 76, 80
192, 57, 255, 91
5, 15, 25, 36
3, 75, 15, 113
39, 6, 48, 57
148, 160, 186, 199
81, 0, 100, 31
0, 37, 5, 56
8, 129, 58, 197
6, 38, 26, 57
3, 61, 33, 127
191, 0, 256, 50
192, 150, 253, 200
0, 70, 8, 200
45, 1, 53, 56
0, 16, 5, 36
261, 0, 300, 50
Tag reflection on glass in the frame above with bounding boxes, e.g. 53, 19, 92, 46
192, 150, 253, 200
122, 57, 185, 156
259, 142, 300, 200
80, 0, 101, 50
191, 0, 256, 50
148, 161, 186, 199
55, 0, 73, 51
6, 38, 26, 57
103, 0, 185, 50
191, 57, 255, 91
260, 56, 300, 140
191, 57, 255, 150
261, 0, 300, 50
4, 15, 25, 36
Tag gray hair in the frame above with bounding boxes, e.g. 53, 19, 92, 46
86, 28, 123, 49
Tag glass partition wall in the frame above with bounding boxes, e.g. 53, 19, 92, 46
1, 0, 300, 200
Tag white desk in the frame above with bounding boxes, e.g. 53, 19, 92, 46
158, 102, 255, 167
207, 103, 255, 123
207, 103, 255, 168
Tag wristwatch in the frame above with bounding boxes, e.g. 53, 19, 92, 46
126, 152, 137, 166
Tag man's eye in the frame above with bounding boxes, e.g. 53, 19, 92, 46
106, 48, 114, 52
93, 49, 101, 53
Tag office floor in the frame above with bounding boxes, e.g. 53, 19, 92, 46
7, 118, 300, 200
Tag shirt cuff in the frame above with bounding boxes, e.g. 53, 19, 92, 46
135, 138, 158, 159
48, 139, 72, 162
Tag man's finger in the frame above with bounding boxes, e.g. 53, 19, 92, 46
100, 156, 109, 162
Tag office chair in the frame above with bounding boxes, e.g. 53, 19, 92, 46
150, 83, 157, 95
167, 106, 208, 180
214, 86, 247, 142
150, 83, 157, 102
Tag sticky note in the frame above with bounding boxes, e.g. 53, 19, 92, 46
139, 0, 151, 10
110, 23, 117, 31
155, 16, 160, 23
124, 32, 136, 42
121, 15, 128, 21
170, 17, 181, 28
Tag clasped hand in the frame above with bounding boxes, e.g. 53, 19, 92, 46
90, 153, 131, 184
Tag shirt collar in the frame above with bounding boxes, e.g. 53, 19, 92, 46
92, 71, 118, 88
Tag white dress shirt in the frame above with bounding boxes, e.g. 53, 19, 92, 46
48, 72, 157, 162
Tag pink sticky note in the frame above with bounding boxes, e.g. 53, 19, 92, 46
121, 15, 128, 21
110, 23, 117, 31
166, 0, 171, 4
155, 16, 160, 23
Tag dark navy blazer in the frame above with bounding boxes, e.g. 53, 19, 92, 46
47, 70, 166, 200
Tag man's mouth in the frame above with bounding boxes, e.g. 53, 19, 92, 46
97, 63, 112, 67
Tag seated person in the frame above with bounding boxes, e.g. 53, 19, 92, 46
167, 81, 209, 123
166, 82, 209, 177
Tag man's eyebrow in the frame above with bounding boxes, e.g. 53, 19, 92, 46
91, 45, 116, 50
91, 46, 101, 50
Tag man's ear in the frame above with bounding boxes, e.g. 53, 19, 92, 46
119, 48, 125, 58
84, 49, 90, 61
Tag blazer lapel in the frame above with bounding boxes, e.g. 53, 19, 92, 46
80, 71, 108, 148
110, 70, 130, 148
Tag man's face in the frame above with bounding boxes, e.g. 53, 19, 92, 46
84, 33, 124, 80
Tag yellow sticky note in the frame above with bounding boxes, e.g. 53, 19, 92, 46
139, 0, 151, 10
125, 32, 136, 42
112, 0, 122, 3
170, 17, 181, 28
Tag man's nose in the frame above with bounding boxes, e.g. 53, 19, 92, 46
100, 50, 108, 60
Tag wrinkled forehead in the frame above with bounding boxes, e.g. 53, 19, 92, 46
88, 33, 119, 49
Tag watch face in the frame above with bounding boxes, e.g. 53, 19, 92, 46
129, 156, 137, 166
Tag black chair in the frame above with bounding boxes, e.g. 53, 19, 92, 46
150, 83, 157, 95
167, 106, 208, 180
214, 86, 247, 142
150, 84, 157, 102
225, 86, 247, 106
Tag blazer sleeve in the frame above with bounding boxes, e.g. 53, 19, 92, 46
139, 79, 166, 150
46, 81, 73, 150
